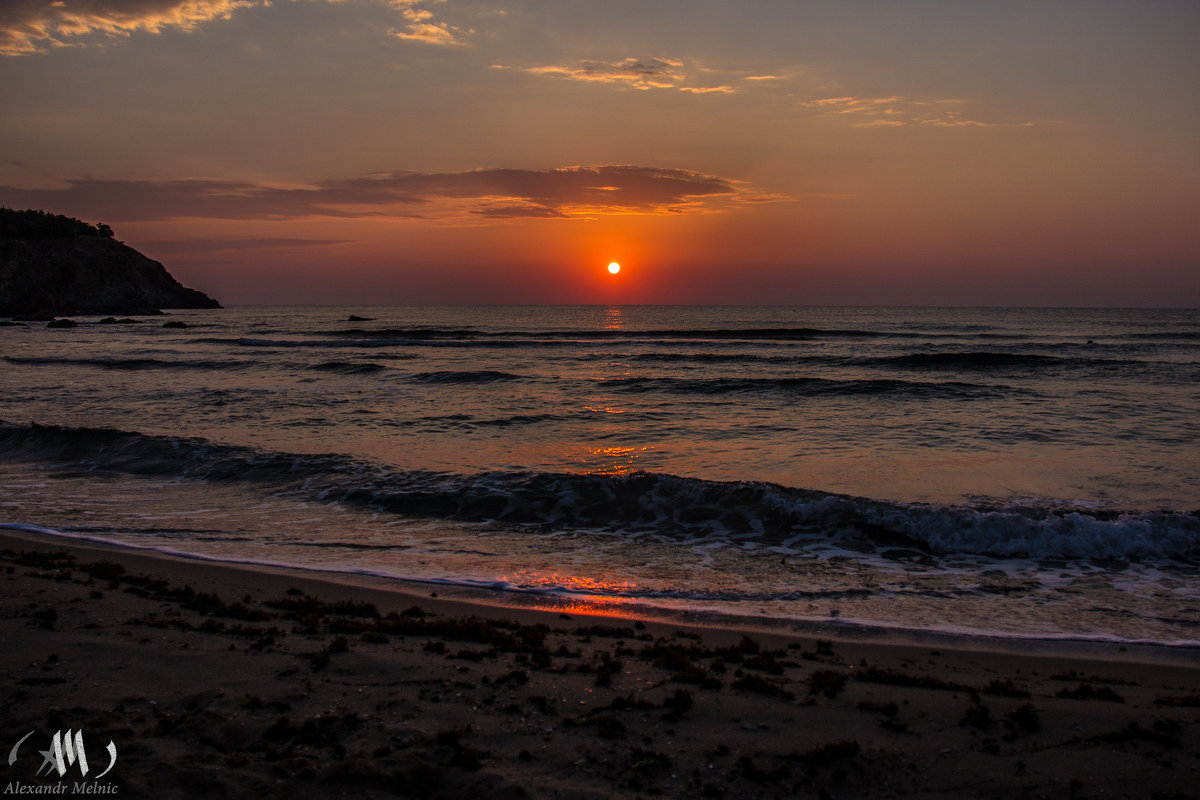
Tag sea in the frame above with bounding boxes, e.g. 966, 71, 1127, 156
2, 306, 1198, 648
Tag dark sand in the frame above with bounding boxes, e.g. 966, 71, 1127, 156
2, 530, 1197, 799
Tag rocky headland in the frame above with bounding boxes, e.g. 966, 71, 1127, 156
0, 208, 220, 318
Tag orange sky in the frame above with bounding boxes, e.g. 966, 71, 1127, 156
1, 1, 1197, 305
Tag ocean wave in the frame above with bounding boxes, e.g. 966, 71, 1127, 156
192, 336, 412, 349
853, 351, 1129, 371
597, 375, 1012, 399
472, 413, 563, 427
407, 370, 525, 384
309, 360, 389, 375
3, 355, 258, 371
626, 352, 837, 365
1, 421, 1195, 563
1126, 331, 1200, 341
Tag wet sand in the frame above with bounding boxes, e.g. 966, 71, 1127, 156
2, 529, 1197, 799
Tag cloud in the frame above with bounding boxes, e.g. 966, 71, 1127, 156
0, 166, 746, 222
0, 0, 259, 55
799, 95, 1026, 128
139, 237, 350, 253
390, 5, 465, 46
679, 85, 735, 95
0, 0, 464, 55
799, 96, 903, 115
0, 178, 356, 221
525, 57, 685, 90
471, 204, 567, 219
519, 56, 740, 95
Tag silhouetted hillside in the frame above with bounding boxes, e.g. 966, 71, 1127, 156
0, 208, 220, 318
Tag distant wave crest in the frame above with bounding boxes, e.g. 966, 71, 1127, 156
407, 370, 525, 384
598, 375, 1013, 399
4, 355, 257, 371
332, 326, 890, 341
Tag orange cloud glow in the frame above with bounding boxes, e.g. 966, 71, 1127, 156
524, 57, 686, 90
391, 5, 464, 46
799, 95, 1027, 128
0, 0, 258, 55
0, 0, 457, 55
518, 56, 739, 95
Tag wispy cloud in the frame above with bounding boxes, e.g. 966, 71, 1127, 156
0, 0, 257, 55
0, 0, 464, 56
679, 85, 734, 95
800, 96, 903, 113
524, 57, 685, 90
799, 95, 1029, 128
516, 57, 738, 95
471, 203, 567, 219
139, 237, 350, 253
0, 166, 754, 222
390, 4, 466, 46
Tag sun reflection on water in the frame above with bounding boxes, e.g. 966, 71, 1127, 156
582, 405, 628, 415
573, 444, 652, 475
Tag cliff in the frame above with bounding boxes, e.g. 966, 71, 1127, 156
0, 208, 221, 318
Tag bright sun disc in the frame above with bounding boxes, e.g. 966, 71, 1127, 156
608, 262, 621, 274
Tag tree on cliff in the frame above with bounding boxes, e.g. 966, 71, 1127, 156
0, 208, 116, 241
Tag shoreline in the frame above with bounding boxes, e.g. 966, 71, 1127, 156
3, 527, 1198, 797
6, 524, 1199, 665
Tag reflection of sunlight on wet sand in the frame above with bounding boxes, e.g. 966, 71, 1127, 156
499, 571, 643, 617
530, 598, 643, 618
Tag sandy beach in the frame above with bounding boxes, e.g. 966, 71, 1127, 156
1, 529, 1196, 799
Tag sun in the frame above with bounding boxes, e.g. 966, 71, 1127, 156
607, 262, 621, 275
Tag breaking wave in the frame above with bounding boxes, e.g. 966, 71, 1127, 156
1, 421, 1195, 563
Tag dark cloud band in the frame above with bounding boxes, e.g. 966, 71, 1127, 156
0, 166, 738, 222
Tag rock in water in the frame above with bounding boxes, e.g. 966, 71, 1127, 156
0, 208, 221, 318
